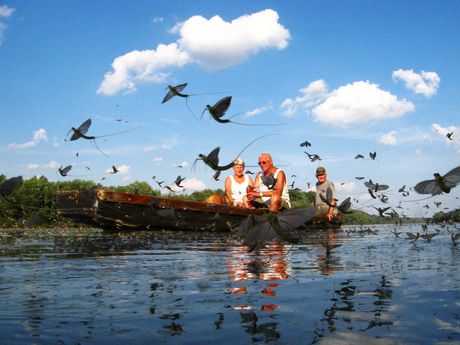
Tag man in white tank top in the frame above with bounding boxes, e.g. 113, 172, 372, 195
248, 153, 291, 211
224, 157, 253, 207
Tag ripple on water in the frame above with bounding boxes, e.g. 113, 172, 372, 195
0, 224, 459, 344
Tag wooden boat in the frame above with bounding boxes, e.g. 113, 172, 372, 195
57, 189, 342, 231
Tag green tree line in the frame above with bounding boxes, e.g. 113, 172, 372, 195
0, 175, 421, 228
432, 209, 460, 222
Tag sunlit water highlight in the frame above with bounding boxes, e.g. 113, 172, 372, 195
1, 224, 459, 344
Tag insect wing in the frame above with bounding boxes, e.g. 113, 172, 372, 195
319, 193, 332, 206
210, 96, 232, 119
376, 184, 389, 191
63, 165, 72, 175
235, 214, 259, 235
0, 176, 23, 196
414, 179, 441, 195
174, 83, 187, 93
59, 165, 72, 176
78, 119, 91, 135
161, 89, 176, 104
278, 207, 317, 230
162, 84, 186, 103
338, 197, 352, 213
364, 181, 375, 189
261, 174, 276, 189
444, 166, 460, 187
207, 147, 220, 166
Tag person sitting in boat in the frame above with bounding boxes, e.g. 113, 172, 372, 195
315, 166, 337, 221
248, 153, 291, 211
224, 157, 253, 208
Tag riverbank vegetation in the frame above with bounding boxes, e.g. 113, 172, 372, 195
0, 174, 438, 228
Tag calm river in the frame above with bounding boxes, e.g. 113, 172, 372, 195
1, 224, 459, 344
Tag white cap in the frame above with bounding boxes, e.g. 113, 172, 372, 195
233, 157, 245, 166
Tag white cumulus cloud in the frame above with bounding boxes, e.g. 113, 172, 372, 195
27, 164, 40, 171
43, 160, 61, 170
143, 145, 157, 152
245, 103, 273, 118
392, 69, 440, 98
281, 79, 329, 117
97, 43, 190, 95
312, 81, 415, 127
173, 9, 290, 70
0, 5, 15, 46
98, 9, 290, 95
7, 128, 49, 150
335, 182, 356, 192
151, 16, 163, 23
0, 5, 15, 17
379, 131, 398, 145
182, 177, 206, 191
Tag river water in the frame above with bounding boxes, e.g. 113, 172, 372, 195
0, 224, 459, 345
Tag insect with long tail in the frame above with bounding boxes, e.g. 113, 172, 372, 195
162, 83, 225, 120
161, 83, 198, 119
304, 152, 321, 162
193, 134, 274, 176
67, 118, 141, 157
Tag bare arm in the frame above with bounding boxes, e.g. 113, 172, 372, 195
224, 177, 233, 205
326, 182, 337, 220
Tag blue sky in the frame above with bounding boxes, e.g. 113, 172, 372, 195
1, 0, 459, 217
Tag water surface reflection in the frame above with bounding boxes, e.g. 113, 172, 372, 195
1, 224, 460, 344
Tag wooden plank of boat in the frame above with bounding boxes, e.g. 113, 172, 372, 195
57, 189, 342, 231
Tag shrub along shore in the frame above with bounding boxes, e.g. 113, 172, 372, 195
1, 175, 453, 228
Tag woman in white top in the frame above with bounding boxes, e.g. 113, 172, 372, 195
224, 158, 253, 207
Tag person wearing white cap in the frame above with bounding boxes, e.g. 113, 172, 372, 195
315, 166, 337, 220
224, 157, 253, 207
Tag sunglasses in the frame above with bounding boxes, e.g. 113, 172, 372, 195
258, 161, 268, 165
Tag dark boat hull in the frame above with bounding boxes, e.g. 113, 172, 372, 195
57, 189, 342, 231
